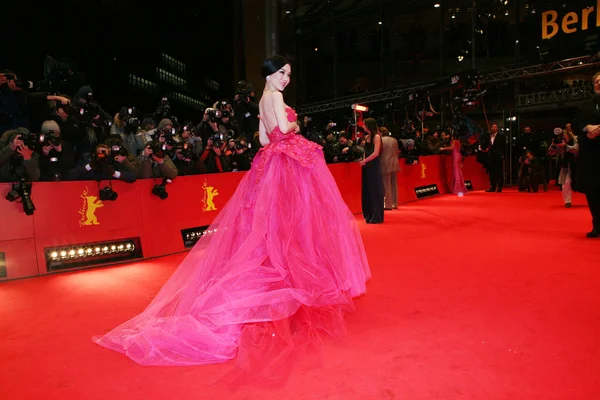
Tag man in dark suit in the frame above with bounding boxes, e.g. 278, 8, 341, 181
483, 122, 506, 192
574, 71, 600, 238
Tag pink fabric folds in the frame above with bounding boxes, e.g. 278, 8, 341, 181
93, 107, 371, 380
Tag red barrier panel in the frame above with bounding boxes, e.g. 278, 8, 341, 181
0, 157, 487, 281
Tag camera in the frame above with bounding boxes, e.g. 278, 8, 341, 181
40, 132, 62, 147
99, 186, 118, 201
2, 73, 34, 90
150, 142, 167, 159
110, 144, 128, 158
175, 143, 193, 160
117, 107, 140, 134
155, 97, 171, 119
158, 126, 177, 147
235, 81, 253, 103
210, 133, 224, 148
20, 131, 43, 149
234, 140, 248, 150
206, 108, 222, 123
93, 148, 113, 167
552, 135, 564, 145
5, 179, 35, 215
152, 177, 173, 200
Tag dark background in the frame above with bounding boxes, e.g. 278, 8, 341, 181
1, 0, 237, 121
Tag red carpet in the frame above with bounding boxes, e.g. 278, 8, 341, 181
1, 189, 599, 400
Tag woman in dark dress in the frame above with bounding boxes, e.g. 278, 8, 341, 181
359, 118, 384, 223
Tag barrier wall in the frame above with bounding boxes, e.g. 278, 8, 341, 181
0, 156, 487, 281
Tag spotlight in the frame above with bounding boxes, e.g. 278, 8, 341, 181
99, 186, 118, 201
351, 104, 369, 112
5, 179, 35, 215
152, 177, 173, 200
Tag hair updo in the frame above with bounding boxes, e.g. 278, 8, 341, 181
261, 55, 289, 79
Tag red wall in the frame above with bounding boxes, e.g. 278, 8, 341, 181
0, 156, 487, 281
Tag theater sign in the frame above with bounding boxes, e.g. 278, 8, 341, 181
542, 1, 600, 39
516, 85, 594, 108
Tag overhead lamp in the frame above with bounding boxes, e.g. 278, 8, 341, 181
351, 104, 369, 112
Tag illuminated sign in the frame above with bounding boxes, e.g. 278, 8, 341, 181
516, 85, 593, 107
542, 2, 600, 39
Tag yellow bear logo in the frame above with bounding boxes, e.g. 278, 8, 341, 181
202, 181, 219, 212
79, 187, 104, 226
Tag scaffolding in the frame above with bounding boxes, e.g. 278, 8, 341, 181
296, 54, 600, 115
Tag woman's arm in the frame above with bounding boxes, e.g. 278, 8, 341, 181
360, 134, 382, 165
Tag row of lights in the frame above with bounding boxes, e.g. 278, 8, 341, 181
48, 241, 135, 261
184, 227, 218, 242
415, 185, 439, 195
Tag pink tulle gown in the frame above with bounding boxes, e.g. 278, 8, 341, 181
93, 107, 371, 378
450, 140, 468, 195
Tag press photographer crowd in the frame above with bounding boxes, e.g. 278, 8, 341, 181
0, 66, 440, 186
0, 66, 588, 204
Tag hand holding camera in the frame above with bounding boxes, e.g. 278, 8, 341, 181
10, 136, 25, 152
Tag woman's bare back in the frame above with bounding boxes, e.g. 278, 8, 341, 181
259, 91, 289, 145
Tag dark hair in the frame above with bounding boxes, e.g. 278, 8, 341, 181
364, 118, 378, 135
261, 55, 289, 78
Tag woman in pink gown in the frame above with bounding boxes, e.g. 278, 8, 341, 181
441, 133, 468, 195
93, 55, 371, 379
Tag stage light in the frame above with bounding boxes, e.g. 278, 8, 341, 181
434, 3, 440, 7
152, 178, 173, 200
45, 239, 141, 271
5, 179, 35, 215
351, 104, 369, 112
181, 225, 214, 248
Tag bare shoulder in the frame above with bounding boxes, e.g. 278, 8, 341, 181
270, 91, 284, 105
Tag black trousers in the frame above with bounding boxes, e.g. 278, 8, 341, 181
585, 182, 600, 230
489, 156, 504, 189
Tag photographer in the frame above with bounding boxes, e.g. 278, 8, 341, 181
399, 139, 419, 165
38, 120, 75, 181
65, 143, 137, 183
215, 100, 240, 139
228, 138, 252, 172
47, 97, 97, 165
110, 107, 142, 156
200, 136, 230, 173
331, 133, 355, 163
172, 142, 204, 176
195, 108, 228, 146
138, 141, 178, 179
0, 70, 70, 135
518, 150, 543, 193
232, 81, 259, 142
177, 122, 204, 158
153, 97, 178, 126
548, 128, 578, 207
0, 129, 41, 182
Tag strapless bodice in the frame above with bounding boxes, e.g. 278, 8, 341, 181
267, 107, 298, 143
255, 107, 323, 176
